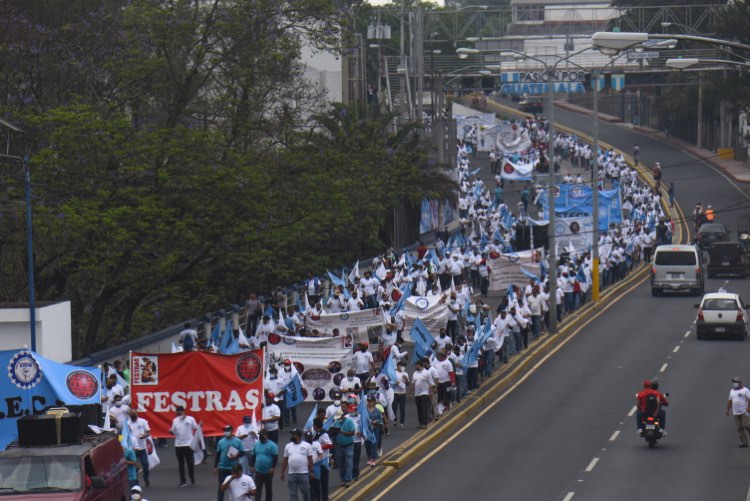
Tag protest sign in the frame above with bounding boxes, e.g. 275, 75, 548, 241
131, 350, 264, 437
488, 248, 543, 291
402, 295, 449, 339
267, 335, 352, 402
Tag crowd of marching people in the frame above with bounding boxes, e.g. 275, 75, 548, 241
100, 105, 678, 501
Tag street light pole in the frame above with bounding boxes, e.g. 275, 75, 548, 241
591, 69, 600, 301
546, 67, 559, 334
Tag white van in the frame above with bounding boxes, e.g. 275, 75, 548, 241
651, 244, 705, 296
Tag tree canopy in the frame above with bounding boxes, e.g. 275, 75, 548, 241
0, 0, 456, 358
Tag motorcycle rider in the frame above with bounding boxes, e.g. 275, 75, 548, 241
636, 380, 668, 436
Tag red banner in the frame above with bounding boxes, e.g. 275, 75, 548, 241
130, 350, 264, 438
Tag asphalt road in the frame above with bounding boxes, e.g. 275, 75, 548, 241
370, 100, 750, 501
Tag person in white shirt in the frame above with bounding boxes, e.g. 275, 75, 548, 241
389, 337, 408, 364
221, 463, 257, 501
392, 361, 410, 428
126, 410, 152, 487
255, 315, 275, 343
102, 374, 124, 405
280, 429, 314, 499
261, 393, 281, 444
109, 394, 129, 432
346, 291, 364, 312
726, 377, 750, 447
527, 287, 544, 340
351, 344, 374, 382
170, 405, 198, 487
412, 360, 434, 428
178, 322, 199, 351
360, 271, 379, 309
340, 369, 362, 393
236, 415, 258, 475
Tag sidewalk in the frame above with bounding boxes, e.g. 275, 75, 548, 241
555, 100, 750, 187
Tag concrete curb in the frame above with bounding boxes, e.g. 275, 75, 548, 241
331, 101, 689, 501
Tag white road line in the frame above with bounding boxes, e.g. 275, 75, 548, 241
660, 363, 669, 373
673, 346, 680, 353
609, 430, 620, 441
684, 331, 691, 338
627, 406, 637, 417
585, 457, 599, 472
563, 492, 575, 501
746, 485, 750, 501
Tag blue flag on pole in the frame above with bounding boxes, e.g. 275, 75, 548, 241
284, 374, 305, 409
357, 394, 377, 444
304, 404, 318, 432
210, 322, 222, 347
219, 319, 233, 353
322, 413, 336, 431
411, 319, 435, 360
378, 352, 398, 384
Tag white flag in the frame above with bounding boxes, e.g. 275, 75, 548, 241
171, 342, 182, 353
375, 262, 387, 281
102, 405, 111, 431
348, 261, 360, 284
191, 425, 205, 466
146, 437, 161, 469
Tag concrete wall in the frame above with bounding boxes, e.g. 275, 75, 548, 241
0, 302, 72, 362
300, 43, 343, 104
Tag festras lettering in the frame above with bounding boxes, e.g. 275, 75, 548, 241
136, 389, 260, 413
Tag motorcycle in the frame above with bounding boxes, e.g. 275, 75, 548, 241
641, 414, 663, 449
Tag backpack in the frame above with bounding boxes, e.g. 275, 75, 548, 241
644, 393, 658, 413
183, 334, 195, 352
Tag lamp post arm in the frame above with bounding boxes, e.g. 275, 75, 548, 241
649, 33, 750, 55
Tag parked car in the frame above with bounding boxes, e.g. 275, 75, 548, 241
519, 96, 544, 113
651, 244, 705, 296
695, 222, 729, 249
694, 289, 748, 340
0, 430, 129, 500
707, 242, 750, 278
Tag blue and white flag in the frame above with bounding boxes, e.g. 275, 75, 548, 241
379, 352, 398, 385
410, 319, 435, 361
284, 374, 305, 409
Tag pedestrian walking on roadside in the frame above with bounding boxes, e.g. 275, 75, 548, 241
280, 429, 314, 501
169, 405, 198, 487
726, 377, 750, 447
667, 182, 675, 207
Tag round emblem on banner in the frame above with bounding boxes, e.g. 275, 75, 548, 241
339, 313, 350, 321
570, 186, 586, 199
555, 223, 566, 236
506, 253, 520, 263
503, 163, 514, 174
598, 207, 608, 218
569, 221, 581, 235
236, 353, 262, 383
8, 351, 42, 390
414, 297, 430, 310
66, 370, 99, 400
268, 333, 282, 345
